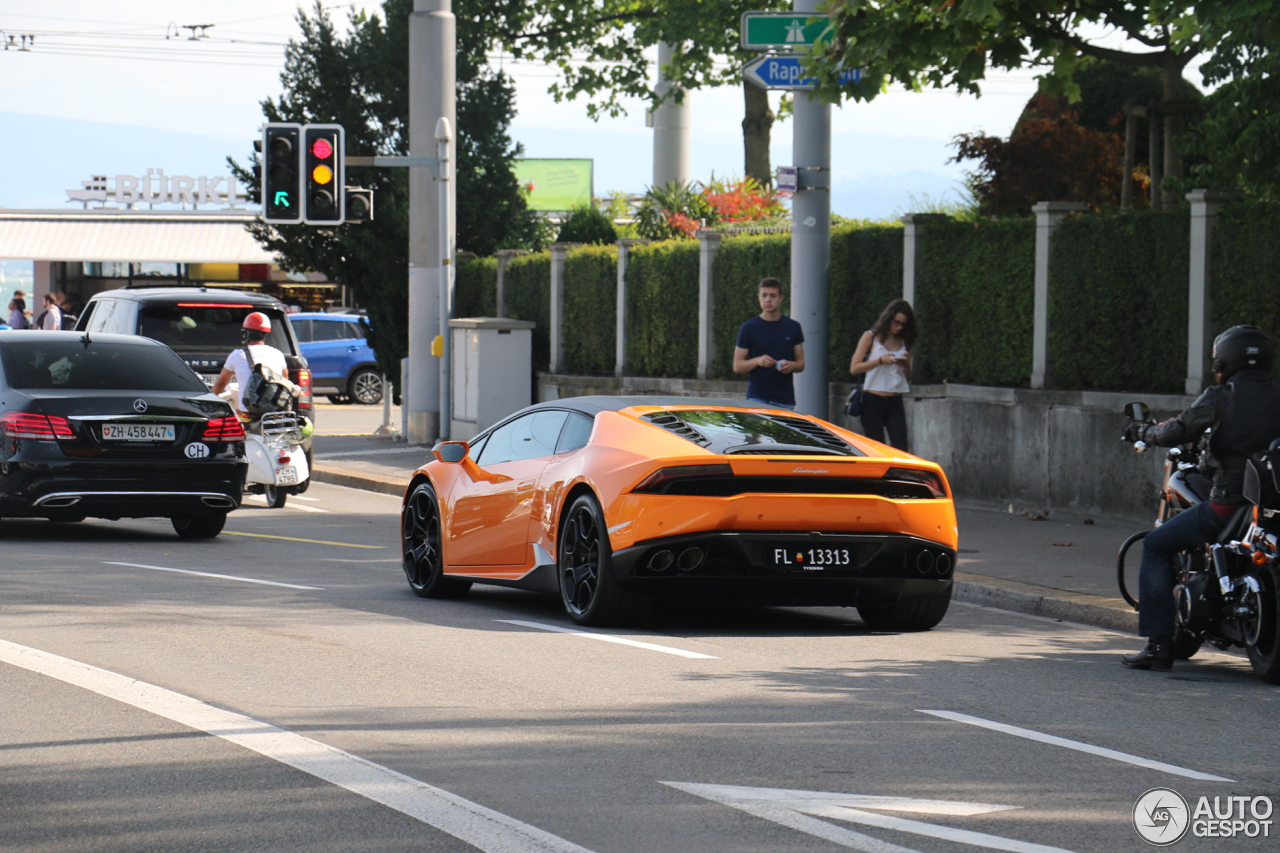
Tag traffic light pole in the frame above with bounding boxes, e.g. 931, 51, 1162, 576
789, 0, 831, 417
407, 0, 455, 445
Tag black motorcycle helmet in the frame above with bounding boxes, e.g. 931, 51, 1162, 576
1212, 325, 1274, 380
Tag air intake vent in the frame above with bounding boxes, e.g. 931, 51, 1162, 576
765, 415, 851, 453
642, 413, 711, 447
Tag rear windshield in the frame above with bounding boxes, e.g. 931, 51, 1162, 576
645, 409, 858, 456
138, 305, 292, 354
1, 340, 207, 392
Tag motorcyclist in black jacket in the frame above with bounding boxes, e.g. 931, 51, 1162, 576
1122, 325, 1280, 670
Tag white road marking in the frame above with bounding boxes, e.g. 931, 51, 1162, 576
290, 494, 321, 501
496, 620, 718, 660
103, 562, 324, 591
242, 495, 330, 512
0, 638, 598, 853
918, 710, 1234, 782
663, 782, 1076, 853
315, 447, 426, 458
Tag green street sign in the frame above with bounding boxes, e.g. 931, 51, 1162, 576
740, 11, 832, 51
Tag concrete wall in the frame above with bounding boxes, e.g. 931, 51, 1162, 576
537, 373, 1193, 523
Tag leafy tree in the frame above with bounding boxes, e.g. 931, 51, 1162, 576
483, 0, 793, 186
555, 204, 618, 245
231, 0, 537, 384
807, 1, 1266, 195
951, 93, 1145, 216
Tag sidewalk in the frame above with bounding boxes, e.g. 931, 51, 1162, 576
311, 411, 1141, 635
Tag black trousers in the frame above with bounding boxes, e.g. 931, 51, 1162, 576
860, 393, 908, 451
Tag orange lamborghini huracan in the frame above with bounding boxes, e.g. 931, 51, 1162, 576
401, 397, 958, 628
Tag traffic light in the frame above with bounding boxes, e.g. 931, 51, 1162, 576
303, 124, 344, 224
345, 187, 374, 223
262, 123, 302, 224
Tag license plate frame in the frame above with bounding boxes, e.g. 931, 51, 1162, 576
101, 423, 176, 442
767, 544, 854, 571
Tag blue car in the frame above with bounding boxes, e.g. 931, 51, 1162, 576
291, 313, 384, 405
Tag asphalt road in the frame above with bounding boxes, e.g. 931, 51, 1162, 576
2, 475, 1278, 853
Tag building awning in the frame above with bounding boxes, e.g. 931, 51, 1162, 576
0, 210, 276, 264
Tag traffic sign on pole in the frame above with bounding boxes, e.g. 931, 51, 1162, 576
740, 11, 832, 50
776, 166, 798, 192
742, 55, 860, 90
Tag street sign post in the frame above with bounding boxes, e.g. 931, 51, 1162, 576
740, 11, 831, 50
742, 55, 860, 90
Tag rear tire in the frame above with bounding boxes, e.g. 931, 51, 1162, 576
402, 482, 471, 599
349, 368, 383, 405
858, 590, 952, 631
1243, 563, 1280, 684
264, 485, 288, 509
172, 512, 227, 539
559, 493, 650, 626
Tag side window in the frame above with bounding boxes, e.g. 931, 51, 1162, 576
477, 411, 569, 466
344, 322, 364, 340
555, 413, 594, 454
292, 320, 312, 343
312, 320, 346, 342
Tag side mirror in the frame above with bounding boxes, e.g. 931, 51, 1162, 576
1123, 402, 1151, 423
435, 441, 468, 464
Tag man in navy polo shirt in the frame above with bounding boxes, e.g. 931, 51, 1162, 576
732, 277, 806, 409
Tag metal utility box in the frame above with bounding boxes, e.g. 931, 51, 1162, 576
449, 317, 536, 441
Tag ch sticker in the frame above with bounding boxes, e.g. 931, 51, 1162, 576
184, 442, 211, 459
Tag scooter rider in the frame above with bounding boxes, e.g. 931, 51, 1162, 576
212, 312, 289, 422
1122, 325, 1280, 671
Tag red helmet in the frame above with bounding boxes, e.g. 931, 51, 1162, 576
242, 312, 272, 333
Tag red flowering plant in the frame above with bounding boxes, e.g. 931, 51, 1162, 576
635, 177, 787, 241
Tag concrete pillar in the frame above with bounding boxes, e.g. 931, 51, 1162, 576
652, 42, 691, 187
615, 239, 649, 377
548, 243, 580, 374
900, 213, 947, 305
1031, 201, 1088, 390
494, 249, 526, 318
1186, 189, 1231, 395
697, 231, 723, 380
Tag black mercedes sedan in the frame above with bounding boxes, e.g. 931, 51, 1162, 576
0, 331, 247, 538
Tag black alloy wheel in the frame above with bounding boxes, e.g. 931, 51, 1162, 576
171, 512, 227, 539
402, 482, 470, 599
558, 493, 649, 626
349, 368, 384, 405
264, 484, 288, 509
1243, 563, 1280, 684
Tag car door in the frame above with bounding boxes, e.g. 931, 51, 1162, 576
447, 410, 568, 567
303, 318, 355, 384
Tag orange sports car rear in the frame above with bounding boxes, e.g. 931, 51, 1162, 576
401, 397, 957, 627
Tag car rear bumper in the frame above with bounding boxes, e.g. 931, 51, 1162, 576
610, 530, 955, 606
0, 463, 245, 518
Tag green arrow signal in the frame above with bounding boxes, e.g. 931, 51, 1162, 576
274, 191, 291, 207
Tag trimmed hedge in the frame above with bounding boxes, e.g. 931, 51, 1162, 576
562, 245, 618, 375
455, 256, 497, 319
1212, 201, 1280, 342
828, 224, 905, 381
1050, 208, 1190, 393
625, 240, 701, 377
503, 251, 552, 370
915, 218, 1036, 386
711, 232, 789, 382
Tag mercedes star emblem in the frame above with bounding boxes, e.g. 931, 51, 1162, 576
133, 399, 148, 413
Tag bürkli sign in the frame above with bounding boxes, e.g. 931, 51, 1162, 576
66, 170, 246, 209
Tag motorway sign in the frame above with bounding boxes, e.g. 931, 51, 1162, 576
743, 54, 861, 91
740, 11, 832, 50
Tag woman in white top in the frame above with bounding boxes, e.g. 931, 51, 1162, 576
849, 299, 917, 451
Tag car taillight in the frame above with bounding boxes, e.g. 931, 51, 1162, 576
0, 412, 76, 440
633, 464, 734, 494
883, 467, 947, 498
293, 368, 312, 410
202, 416, 247, 441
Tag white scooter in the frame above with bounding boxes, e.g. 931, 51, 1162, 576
244, 411, 311, 508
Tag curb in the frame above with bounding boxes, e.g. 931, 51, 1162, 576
310, 464, 1140, 636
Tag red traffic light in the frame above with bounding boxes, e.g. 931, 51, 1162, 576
310, 138, 333, 160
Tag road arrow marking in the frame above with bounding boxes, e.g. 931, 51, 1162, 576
662, 782, 1078, 853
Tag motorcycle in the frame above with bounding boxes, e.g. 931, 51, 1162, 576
243, 411, 311, 509
1118, 402, 1280, 683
